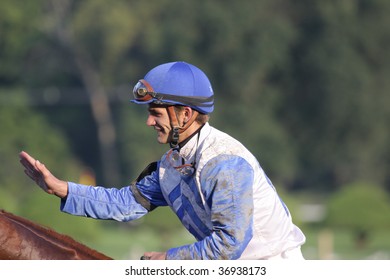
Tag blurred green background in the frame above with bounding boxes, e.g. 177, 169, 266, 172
1, 0, 390, 260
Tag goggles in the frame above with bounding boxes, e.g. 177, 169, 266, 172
132, 79, 214, 107
132, 79, 160, 102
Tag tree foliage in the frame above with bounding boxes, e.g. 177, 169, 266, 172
324, 182, 390, 232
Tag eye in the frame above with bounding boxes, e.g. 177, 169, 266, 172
148, 109, 160, 117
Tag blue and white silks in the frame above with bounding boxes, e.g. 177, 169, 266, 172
61, 123, 305, 259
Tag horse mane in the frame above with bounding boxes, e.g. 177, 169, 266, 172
0, 209, 112, 260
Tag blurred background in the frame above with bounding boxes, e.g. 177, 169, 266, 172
1, 0, 390, 260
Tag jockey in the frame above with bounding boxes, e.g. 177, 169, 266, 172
19, 61, 306, 260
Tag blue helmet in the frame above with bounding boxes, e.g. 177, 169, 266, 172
131, 61, 214, 114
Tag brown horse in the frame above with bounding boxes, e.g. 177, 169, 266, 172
0, 209, 112, 260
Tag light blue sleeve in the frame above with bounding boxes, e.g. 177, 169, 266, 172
61, 162, 168, 221
166, 155, 254, 259
60, 183, 149, 222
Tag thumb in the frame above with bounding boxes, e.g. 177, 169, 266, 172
34, 160, 68, 198
35, 160, 50, 177
35, 159, 43, 172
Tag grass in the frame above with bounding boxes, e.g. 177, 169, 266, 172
77, 208, 196, 260
67, 202, 390, 260
78, 224, 390, 260
302, 228, 390, 260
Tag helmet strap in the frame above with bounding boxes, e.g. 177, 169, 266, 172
166, 106, 199, 150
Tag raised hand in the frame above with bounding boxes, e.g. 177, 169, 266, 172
19, 151, 68, 198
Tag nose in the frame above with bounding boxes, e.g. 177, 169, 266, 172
146, 115, 155, 126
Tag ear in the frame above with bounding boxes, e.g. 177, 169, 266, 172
183, 106, 193, 123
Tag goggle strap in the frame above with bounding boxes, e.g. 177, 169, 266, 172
139, 79, 154, 92
158, 94, 214, 107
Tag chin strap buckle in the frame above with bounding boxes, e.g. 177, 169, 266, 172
170, 126, 180, 150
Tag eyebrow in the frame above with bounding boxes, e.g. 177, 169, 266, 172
148, 107, 163, 115
148, 104, 170, 112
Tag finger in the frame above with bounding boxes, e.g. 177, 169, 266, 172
20, 156, 33, 168
19, 154, 40, 176
24, 169, 37, 181
19, 151, 37, 166
24, 166, 42, 182
20, 158, 37, 174
21, 158, 42, 180
25, 169, 49, 191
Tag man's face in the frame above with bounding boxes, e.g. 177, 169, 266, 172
146, 105, 172, 144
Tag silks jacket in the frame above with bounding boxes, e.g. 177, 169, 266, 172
61, 122, 305, 259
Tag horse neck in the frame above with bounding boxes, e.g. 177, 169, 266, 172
0, 210, 112, 260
